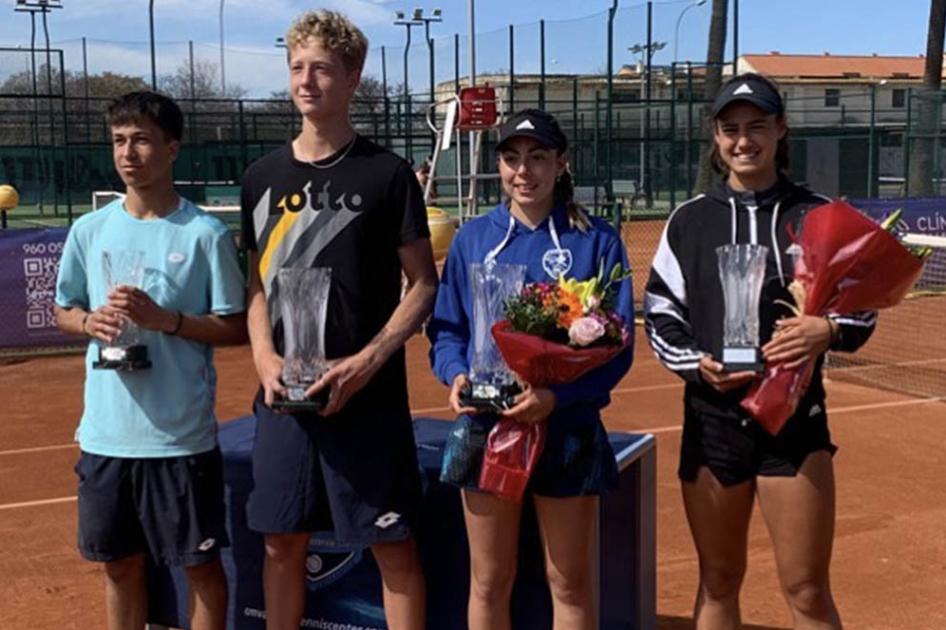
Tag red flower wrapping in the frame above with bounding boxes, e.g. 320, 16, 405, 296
490, 321, 628, 387
477, 321, 629, 501
741, 200, 924, 435
478, 419, 547, 502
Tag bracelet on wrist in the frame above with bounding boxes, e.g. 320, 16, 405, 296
81, 313, 90, 337
169, 311, 184, 335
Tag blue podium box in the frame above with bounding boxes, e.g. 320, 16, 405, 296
146, 416, 656, 630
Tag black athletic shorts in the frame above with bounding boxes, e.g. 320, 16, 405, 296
678, 404, 838, 487
246, 390, 422, 544
75, 448, 228, 566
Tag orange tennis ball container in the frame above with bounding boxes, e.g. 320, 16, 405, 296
427, 207, 457, 260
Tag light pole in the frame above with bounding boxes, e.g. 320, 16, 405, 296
415, 8, 442, 102
395, 10, 423, 162
219, 0, 226, 95
149, 0, 156, 89
394, 10, 423, 99
673, 0, 706, 64
629, 41, 665, 189
468, 0, 476, 87
15, 0, 63, 213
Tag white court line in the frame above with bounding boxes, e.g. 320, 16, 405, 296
0, 496, 76, 512
631, 395, 945, 435
1, 393, 941, 513
0, 443, 78, 457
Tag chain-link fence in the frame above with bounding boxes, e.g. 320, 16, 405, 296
3, 4, 946, 312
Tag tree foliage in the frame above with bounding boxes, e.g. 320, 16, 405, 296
694, 0, 729, 194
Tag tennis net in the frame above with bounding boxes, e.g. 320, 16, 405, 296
826, 232, 946, 400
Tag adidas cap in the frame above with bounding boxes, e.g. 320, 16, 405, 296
711, 75, 783, 117
496, 109, 568, 152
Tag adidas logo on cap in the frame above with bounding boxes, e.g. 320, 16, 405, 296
515, 119, 536, 130
733, 83, 754, 95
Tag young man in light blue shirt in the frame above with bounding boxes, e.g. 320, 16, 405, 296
54, 91, 247, 630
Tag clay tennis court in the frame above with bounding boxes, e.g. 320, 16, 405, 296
3, 323, 946, 629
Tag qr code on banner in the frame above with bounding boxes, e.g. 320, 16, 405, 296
24, 256, 60, 329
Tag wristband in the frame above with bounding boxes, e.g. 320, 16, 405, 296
81, 312, 90, 337
170, 311, 184, 335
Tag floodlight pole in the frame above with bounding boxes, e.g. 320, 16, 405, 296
14, 0, 65, 213
468, 0, 476, 87
149, 0, 156, 89
395, 12, 424, 162
418, 10, 442, 103
219, 0, 226, 95
674, 0, 706, 64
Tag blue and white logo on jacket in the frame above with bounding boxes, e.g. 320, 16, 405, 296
542, 248, 573, 278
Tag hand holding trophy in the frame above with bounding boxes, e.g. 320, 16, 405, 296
93, 249, 152, 371
272, 267, 332, 413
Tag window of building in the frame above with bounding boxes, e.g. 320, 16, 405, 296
824, 89, 840, 107
613, 91, 640, 102
880, 133, 903, 148
892, 89, 906, 109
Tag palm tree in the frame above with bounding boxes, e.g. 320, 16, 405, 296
907, 0, 946, 197
694, 0, 729, 194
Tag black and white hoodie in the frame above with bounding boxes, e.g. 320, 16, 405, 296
643, 177, 876, 422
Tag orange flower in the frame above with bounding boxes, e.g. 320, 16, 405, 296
556, 289, 583, 329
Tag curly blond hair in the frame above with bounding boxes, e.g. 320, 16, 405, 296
285, 10, 368, 74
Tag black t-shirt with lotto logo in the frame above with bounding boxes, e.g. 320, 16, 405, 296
240, 136, 429, 412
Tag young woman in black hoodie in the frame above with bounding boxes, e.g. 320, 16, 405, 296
644, 73, 874, 629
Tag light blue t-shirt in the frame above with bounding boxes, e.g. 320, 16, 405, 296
55, 198, 246, 458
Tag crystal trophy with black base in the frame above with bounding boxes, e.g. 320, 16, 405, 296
272, 267, 332, 413
717, 243, 769, 373
459, 262, 527, 411
93, 249, 152, 371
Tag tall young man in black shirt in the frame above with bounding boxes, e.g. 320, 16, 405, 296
239, 10, 437, 630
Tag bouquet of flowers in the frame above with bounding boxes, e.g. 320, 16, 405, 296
741, 200, 930, 435
478, 261, 633, 501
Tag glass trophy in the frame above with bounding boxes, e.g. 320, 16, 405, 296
273, 267, 332, 413
716, 243, 769, 373
93, 249, 151, 371
459, 262, 527, 411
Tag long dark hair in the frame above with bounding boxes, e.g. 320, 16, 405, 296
709, 73, 791, 177
554, 164, 591, 232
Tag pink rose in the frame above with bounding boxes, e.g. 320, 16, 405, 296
568, 316, 606, 347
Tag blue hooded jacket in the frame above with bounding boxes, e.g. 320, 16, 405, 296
427, 202, 634, 431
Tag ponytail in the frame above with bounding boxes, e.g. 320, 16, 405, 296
554, 166, 591, 233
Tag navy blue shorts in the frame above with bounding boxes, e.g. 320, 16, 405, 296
246, 391, 422, 543
679, 406, 838, 487
75, 448, 228, 566
440, 414, 619, 497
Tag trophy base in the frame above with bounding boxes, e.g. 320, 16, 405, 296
722, 346, 765, 374
93, 345, 152, 371
459, 382, 522, 412
272, 385, 330, 413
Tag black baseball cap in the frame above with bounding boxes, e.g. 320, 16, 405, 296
711, 74, 783, 118
496, 109, 567, 153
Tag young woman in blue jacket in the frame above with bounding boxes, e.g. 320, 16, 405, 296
428, 108, 634, 630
